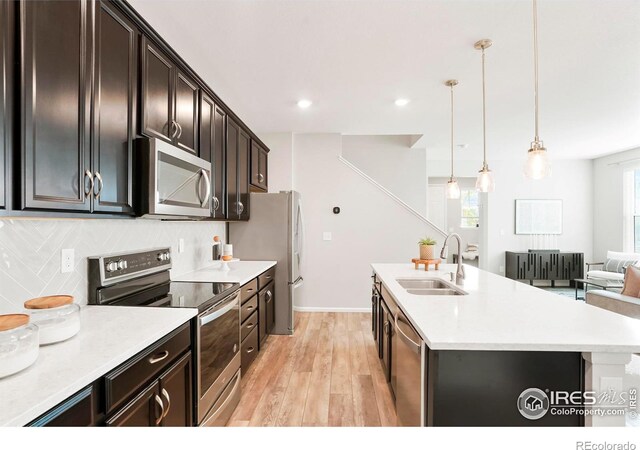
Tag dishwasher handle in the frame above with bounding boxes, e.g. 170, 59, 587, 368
395, 315, 421, 355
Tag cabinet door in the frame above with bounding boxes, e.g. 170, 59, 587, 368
226, 118, 239, 219
258, 147, 268, 190
106, 380, 161, 427
174, 70, 198, 154
159, 352, 193, 427
380, 301, 392, 383
265, 283, 275, 336
199, 92, 226, 218
238, 128, 250, 220
92, 0, 136, 214
21, 0, 92, 211
0, 0, 13, 210
141, 36, 173, 142
250, 141, 260, 187
250, 141, 268, 190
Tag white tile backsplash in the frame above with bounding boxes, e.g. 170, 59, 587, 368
0, 218, 225, 313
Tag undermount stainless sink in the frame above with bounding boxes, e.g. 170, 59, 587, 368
396, 278, 467, 296
406, 288, 464, 296
396, 279, 450, 289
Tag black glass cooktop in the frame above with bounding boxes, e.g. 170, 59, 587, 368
96, 271, 239, 312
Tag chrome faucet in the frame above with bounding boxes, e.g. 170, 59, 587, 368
440, 233, 465, 285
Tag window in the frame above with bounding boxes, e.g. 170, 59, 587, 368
460, 189, 480, 228
634, 170, 640, 252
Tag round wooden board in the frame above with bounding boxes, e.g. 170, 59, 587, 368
24, 295, 74, 310
0, 314, 29, 332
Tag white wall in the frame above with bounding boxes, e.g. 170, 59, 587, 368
429, 159, 594, 275
0, 219, 225, 313
593, 147, 640, 260
341, 135, 427, 216
260, 133, 294, 193
290, 133, 443, 311
485, 159, 593, 274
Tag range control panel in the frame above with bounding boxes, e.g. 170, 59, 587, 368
97, 248, 172, 281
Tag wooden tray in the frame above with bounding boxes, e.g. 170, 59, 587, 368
411, 258, 442, 271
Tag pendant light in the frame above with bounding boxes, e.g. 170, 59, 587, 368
474, 39, 495, 193
524, 0, 551, 179
445, 80, 460, 199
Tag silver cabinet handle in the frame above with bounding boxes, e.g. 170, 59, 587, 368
258, 173, 264, 183
154, 394, 165, 426
237, 201, 244, 214
200, 170, 211, 208
246, 346, 255, 354
212, 196, 220, 211
84, 170, 94, 198
266, 290, 273, 301
93, 171, 104, 198
148, 350, 169, 364
170, 121, 179, 139
161, 388, 171, 419
176, 122, 183, 139
245, 304, 254, 311
246, 322, 255, 329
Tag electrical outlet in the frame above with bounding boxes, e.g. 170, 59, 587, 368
61, 249, 74, 273
499, 265, 505, 273
323, 232, 332, 241
178, 238, 185, 253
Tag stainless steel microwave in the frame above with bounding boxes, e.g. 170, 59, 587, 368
135, 138, 212, 219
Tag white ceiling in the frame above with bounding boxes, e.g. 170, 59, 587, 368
129, 0, 640, 161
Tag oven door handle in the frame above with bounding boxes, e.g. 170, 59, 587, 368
199, 295, 239, 326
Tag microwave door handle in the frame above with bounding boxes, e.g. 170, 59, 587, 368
200, 169, 211, 208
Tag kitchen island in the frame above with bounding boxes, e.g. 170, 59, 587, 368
372, 263, 640, 427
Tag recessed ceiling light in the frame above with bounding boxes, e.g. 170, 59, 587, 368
395, 98, 410, 107
297, 99, 312, 109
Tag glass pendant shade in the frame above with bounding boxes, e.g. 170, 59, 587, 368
476, 167, 495, 193
446, 179, 461, 199
524, 143, 551, 180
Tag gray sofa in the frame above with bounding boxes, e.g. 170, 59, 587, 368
586, 290, 640, 320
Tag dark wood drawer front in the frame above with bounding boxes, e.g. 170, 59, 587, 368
241, 295, 258, 323
241, 279, 258, 303
241, 327, 259, 371
241, 310, 258, 342
258, 267, 275, 290
104, 323, 190, 414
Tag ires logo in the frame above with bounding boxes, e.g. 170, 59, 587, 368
517, 387, 636, 420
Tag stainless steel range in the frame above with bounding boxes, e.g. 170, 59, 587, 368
88, 248, 241, 426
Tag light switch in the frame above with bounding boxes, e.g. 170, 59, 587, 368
178, 238, 185, 253
61, 249, 74, 273
323, 232, 332, 241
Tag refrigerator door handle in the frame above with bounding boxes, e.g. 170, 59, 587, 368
296, 198, 304, 273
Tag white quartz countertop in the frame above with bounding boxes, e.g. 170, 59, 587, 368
172, 260, 277, 285
372, 263, 640, 353
0, 305, 196, 427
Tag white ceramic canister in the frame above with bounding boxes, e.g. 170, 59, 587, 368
24, 295, 81, 345
0, 314, 39, 378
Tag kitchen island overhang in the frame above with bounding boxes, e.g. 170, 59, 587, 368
371, 263, 640, 427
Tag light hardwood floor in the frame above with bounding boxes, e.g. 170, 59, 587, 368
227, 312, 397, 427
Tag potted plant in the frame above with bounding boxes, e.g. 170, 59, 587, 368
418, 237, 437, 260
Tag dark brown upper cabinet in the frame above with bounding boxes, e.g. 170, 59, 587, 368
92, 0, 138, 215
250, 140, 268, 191
226, 118, 250, 220
20, 0, 92, 211
199, 92, 226, 219
0, 0, 13, 211
141, 37, 198, 155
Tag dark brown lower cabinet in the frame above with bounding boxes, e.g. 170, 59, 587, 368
380, 299, 392, 383
107, 351, 192, 427
258, 281, 275, 345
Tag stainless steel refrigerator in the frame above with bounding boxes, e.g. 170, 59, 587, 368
229, 191, 303, 335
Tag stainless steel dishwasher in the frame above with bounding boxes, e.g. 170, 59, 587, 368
393, 309, 424, 426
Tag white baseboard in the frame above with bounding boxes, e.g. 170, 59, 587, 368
293, 306, 370, 313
